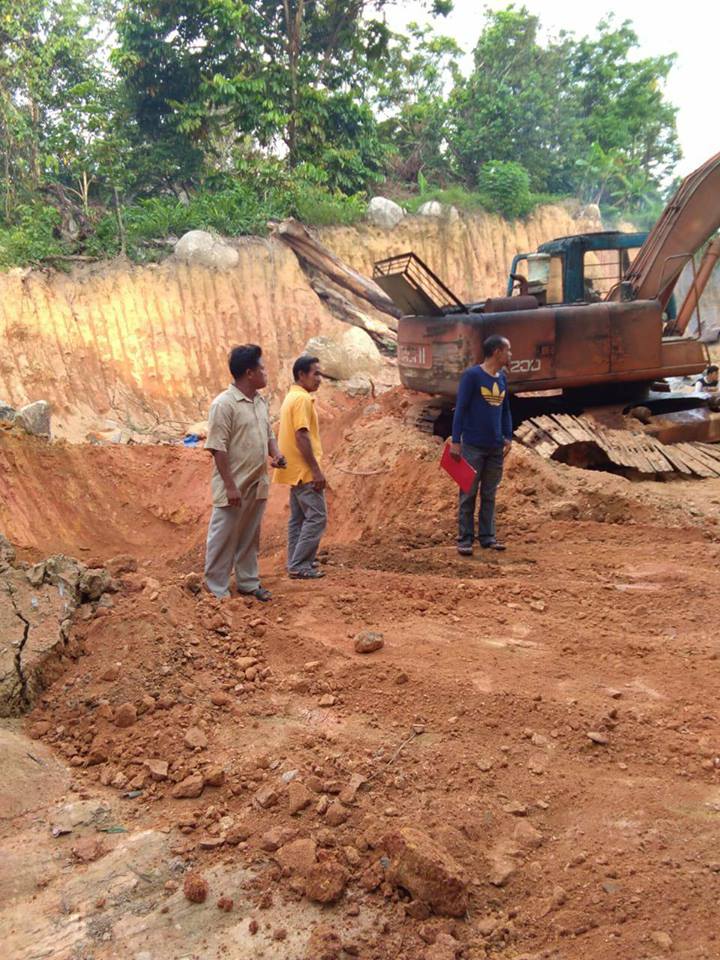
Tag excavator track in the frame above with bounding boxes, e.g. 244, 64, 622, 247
516, 413, 720, 478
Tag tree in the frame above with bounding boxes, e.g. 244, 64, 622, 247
113, 0, 452, 193
445, 7, 681, 203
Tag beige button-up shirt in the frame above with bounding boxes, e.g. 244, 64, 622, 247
205, 385, 273, 506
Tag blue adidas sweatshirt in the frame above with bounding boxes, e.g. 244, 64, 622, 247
451, 365, 513, 447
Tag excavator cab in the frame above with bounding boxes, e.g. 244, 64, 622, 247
507, 231, 649, 306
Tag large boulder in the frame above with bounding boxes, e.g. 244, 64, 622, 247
366, 197, 405, 229
304, 327, 383, 381
16, 401, 51, 438
418, 201, 459, 223
174, 230, 240, 270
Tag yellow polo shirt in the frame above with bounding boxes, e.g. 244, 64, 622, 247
273, 384, 322, 485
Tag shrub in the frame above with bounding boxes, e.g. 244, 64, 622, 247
477, 160, 533, 219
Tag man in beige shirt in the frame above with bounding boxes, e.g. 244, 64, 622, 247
204, 344, 285, 601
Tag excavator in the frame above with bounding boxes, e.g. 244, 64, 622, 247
371, 151, 720, 475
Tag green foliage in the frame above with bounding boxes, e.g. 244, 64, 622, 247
0, 1, 687, 269
476, 161, 533, 219
0, 205, 68, 267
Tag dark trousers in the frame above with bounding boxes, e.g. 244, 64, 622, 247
457, 443, 504, 547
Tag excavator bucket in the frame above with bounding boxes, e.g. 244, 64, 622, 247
373, 252, 467, 316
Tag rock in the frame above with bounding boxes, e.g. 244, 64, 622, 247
587, 731, 609, 745
325, 801, 349, 827
513, 820, 543, 850
79, 567, 111, 601
0, 402, 15, 424
288, 780, 313, 815
384, 827, 468, 917
628, 405, 653, 424
210, 691, 231, 706
174, 230, 239, 270
0, 534, 16, 567
71, 835, 106, 863
236, 656, 258, 671
16, 400, 51, 437
341, 375, 372, 397
423, 933, 461, 960
217, 896, 233, 912
304, 858, 348, 903
318, 694, 336, 708
304, 327, 382, 382
305, 924, 342, 960
338, 773, 365, 805
277, 838, 317, 875
172, 773, 205, 799
487, 839, 521, 887
184, 726, 208, 750
417, 201, 459, 223
114, 702, 137, 728
183, 872, 209, 903
203, 765, 225, 787
184, 572, 203, 594
101, 665, 120, 682
366, 196, 405, 229
146, 759, 169, 781
354, 630, 384, 654
254, 783, 279, 809
650, 931, 673, 951
261, 827, 297, 852
550, 500, 580, 520
107, 555, 138, 576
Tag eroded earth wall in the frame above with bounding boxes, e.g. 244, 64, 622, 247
0, 204, 619, 438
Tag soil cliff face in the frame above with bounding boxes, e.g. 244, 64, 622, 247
0, 205, 603, 439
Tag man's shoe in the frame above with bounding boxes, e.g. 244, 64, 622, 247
457, 545, 473, 556
289, 569, 326, 580
480, 541, 506, 551
239, 586, 272, 601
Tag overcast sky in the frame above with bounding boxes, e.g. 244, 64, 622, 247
385, 0, 716, 177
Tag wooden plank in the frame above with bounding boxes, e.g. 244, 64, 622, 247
682, 443, 720, 476
533, 415, 577, 446
653, 442, 693, 475
672, 443, 716, 477
692, 442, 720, 466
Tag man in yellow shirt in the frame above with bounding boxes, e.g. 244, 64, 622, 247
273, 355, 327, 580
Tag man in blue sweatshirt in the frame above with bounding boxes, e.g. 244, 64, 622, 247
450, 334, 513, 555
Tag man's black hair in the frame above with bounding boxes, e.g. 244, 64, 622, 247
229, 344, 262, 379
293, 354, 320, 382
707, 364, 719, 374
483, 334, 509, 359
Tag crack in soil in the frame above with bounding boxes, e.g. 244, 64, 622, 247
3, 576, 31, 710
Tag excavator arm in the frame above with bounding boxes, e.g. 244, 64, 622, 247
613, 150, 720, 310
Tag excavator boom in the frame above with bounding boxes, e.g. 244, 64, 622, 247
619, 151, 720, 308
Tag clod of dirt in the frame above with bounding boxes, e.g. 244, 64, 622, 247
354, 630, 384, 654
424, 933, 462, 960
288, 780, 313, 815
184, 572, 202, 594
183, 726, 208, 750
277, 838, 317, 875
325, 801, 349, 827
172, 773, 205, 799
183, 872, 209, 903
114, 702, 137, 728
305, 924, 342, 960
146, 759, 168, 781
71, 835, 106, 863
254, 783, 280, 809
586, 731, 609, 745
203, 766, 225, 787
385, 827, 468, 917
217, 896, 233, 912
304, 858, 348, 903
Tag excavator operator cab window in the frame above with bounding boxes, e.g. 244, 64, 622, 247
582, 247, 641, 301
547, 254, 563, 304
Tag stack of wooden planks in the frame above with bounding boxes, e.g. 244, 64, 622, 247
515, 413, 720, 477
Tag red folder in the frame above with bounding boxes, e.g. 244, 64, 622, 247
440, 444, 477, 493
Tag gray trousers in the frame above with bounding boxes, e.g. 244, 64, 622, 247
288, 483, 327, 575
204, 499, 267, 598
458, 443, 504, 547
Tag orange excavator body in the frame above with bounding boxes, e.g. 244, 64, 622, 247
376, 152, 720, 403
